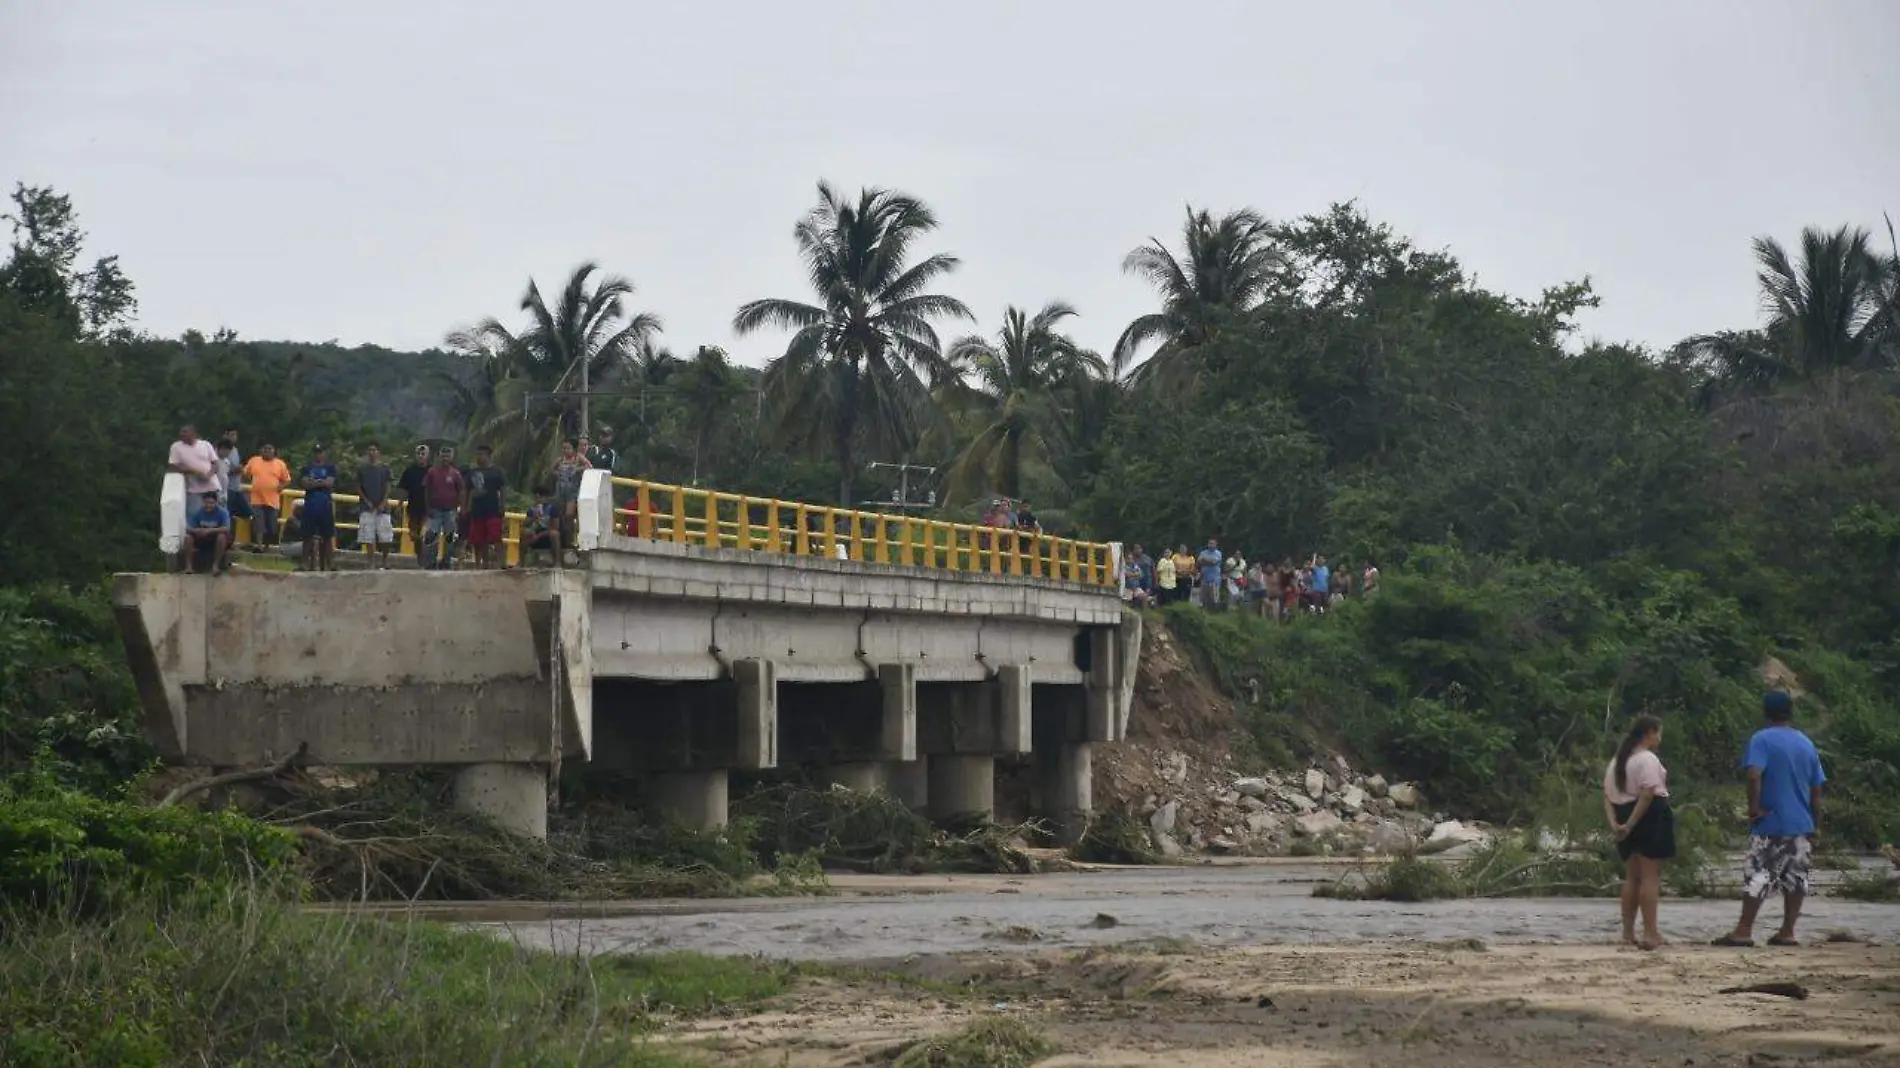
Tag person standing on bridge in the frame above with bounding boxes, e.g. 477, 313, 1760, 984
552, 437, 590, 553
168, 424, 221, 503
356, 443, 395, 569
242, 443, 290, 549
298, 445, 339, 572
465, 445, 507, 569
397, 444, 431, 562
421, 446, 466, 570
586, 426, 619, 475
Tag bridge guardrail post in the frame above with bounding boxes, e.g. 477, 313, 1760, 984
578, 469, 612, 552
159, 472, 187, 557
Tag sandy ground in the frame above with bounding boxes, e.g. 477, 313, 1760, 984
675, 940, 1900, 1067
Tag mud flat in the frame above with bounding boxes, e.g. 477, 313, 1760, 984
470, 865, 1900, 1066
486, 864, 1900, 961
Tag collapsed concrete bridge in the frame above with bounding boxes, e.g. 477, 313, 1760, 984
118, 473, 1139, 839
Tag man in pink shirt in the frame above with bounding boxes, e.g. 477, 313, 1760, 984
168, 424, 221, 497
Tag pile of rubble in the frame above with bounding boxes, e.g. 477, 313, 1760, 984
1134, 751, 1493, 858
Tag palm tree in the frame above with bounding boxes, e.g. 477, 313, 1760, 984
446, 262, 661, 484
734, 181, 972, 504
520, 262, 662, 436
1113, 206, 1280, 386
943, 302, 1107, 504
1751, 225, 1892, 376
676, 345, 747, 482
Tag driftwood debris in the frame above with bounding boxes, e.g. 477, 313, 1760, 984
157, 743, 311, 807
1718, 981, 1810, 1000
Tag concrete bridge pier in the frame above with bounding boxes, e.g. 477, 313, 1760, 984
453, 763, 549, 839
592, 659, 777, 830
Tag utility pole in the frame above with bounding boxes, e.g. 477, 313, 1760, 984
864, 459, 938, 510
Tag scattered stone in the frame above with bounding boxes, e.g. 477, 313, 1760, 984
1256, 995, 1276, 1009
1162, 752, 1190, 784
1150, 800, 1178, 836
1207, 835, 1239, 853
988, 925, 1044, 943
1387, 782, 1422, 808
1090, 912, 1119, 929
1294, 810, 1345, 838
1365, 774, 1389, 798
1233, 777, 1270, 798
1823, 930, 1863, 944
1304, 768, 1326, 800
1152, 830, 1185, 857
1246, 812, 1281, 834
1280, 788, 1318, 813
1239, 795, 1268, 812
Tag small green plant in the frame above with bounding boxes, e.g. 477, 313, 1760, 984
892, 1017, 1055, 1068
1068, 808, 1159, 865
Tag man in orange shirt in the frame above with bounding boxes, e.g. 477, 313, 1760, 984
242, 443, 292, 549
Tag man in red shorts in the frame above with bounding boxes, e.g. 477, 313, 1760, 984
464, 444, 508, 569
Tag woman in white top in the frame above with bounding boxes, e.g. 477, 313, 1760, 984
1603, 714, 1674, 950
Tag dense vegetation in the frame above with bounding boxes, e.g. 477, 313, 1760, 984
2, 166, 1897, 1061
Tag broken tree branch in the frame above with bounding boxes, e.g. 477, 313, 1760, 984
158, 743, 311, 807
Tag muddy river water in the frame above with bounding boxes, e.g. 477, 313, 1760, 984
476, 861, 1900, 961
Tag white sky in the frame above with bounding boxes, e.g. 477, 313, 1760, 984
4, 0, 1896, 365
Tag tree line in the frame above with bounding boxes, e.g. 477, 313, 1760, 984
4, 179, 1899, 839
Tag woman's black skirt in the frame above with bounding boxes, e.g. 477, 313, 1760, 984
1613, 796, 1676, 861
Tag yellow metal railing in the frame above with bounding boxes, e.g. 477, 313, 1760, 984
251, 490, 532, 568
607, 477, 1116, 586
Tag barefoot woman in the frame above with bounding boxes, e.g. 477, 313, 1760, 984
1604, 715, 1674, 950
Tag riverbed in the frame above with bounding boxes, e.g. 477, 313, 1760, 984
483, 861, 1900, 962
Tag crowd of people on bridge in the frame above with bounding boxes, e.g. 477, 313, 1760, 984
165, 424, 623, 574
1119, 541, 1379, 618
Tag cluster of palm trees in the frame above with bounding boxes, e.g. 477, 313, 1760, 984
446, 181, 1898, 506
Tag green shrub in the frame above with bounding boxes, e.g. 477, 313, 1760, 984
893, 1017, 1055, 1068
0, 782, 296, 913
0, 585, 153, 794
0, 888, 782, 1067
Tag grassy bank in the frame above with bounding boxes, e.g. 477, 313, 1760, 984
0, 887, 788, 1067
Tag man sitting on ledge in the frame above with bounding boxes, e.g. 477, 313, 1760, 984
181, 490, 232, 575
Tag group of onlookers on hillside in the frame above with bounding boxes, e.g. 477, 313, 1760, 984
1118, 540, 1379, 617
165, 424, 621, 574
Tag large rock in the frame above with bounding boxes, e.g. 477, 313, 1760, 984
1239, 794, 1268, 813
1365, 774, 1389, 798
1294, 810, 1345, 838
1233, 777, 1270, 799
1207, 835, 1239, 854
1338, 785, 1367, 814
1387, 782, 1422, 809
1152, 830, 1185, 857
1363, 821, 1414, 855
1279, 788, 1318, 813
1428, 819, 1490, 845
1303, 768, 1327, 800
1245, 811, 1285, 834
1150, 801, 1178, 836
1161, 752, 1190, 784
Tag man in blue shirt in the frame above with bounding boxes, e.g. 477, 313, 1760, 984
299, 445, 339, 573
1715, 690, 1827, 947
182, 490, 231, 574
1196, 539, 1224, 609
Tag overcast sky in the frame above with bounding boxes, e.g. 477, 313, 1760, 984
4, 0, 1896, 366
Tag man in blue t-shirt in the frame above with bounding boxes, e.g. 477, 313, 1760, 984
299, 445, 340, 572
181, 490, 231, 574
1196, 539, 1224, 609
1715, 690, 1827, 947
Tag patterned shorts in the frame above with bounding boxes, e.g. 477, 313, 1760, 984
1742, 835, 1813, 898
